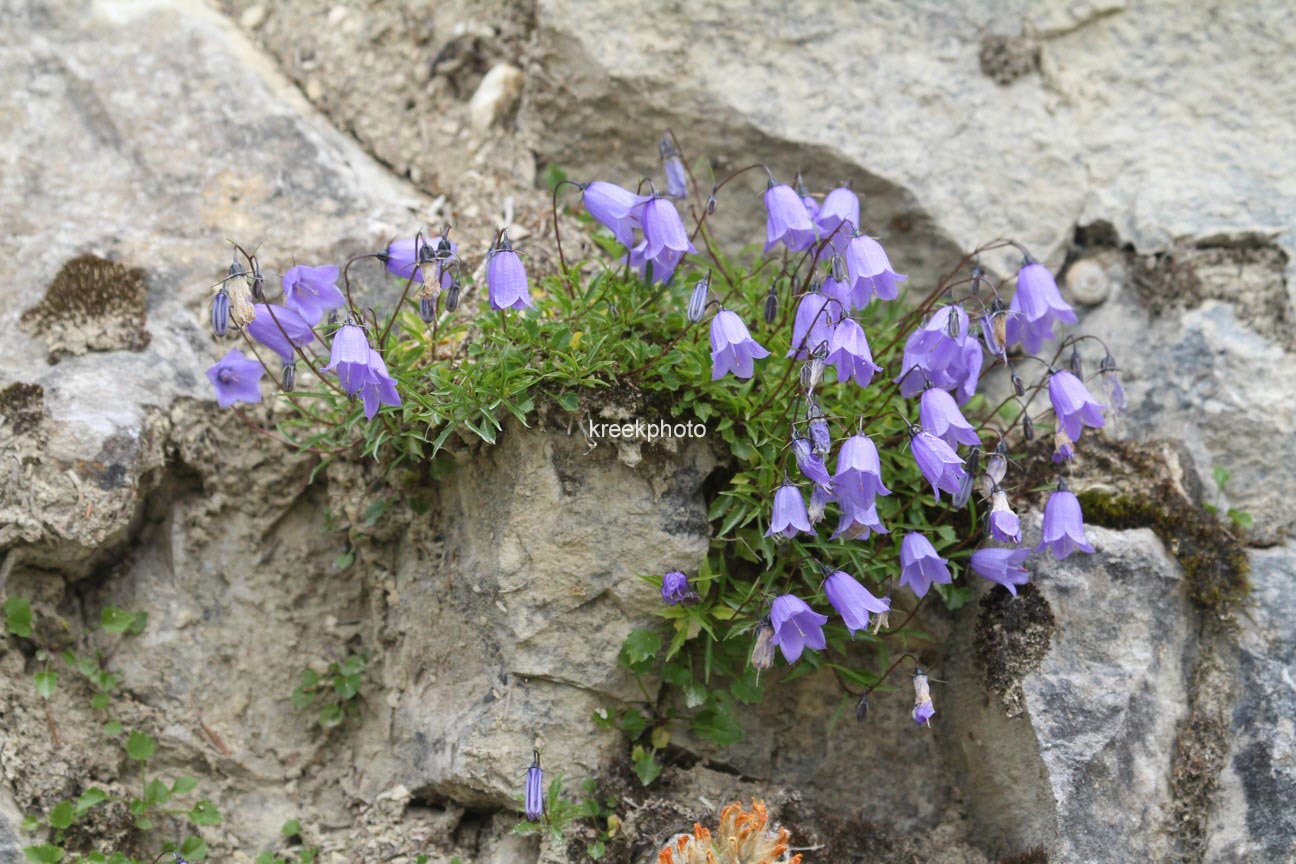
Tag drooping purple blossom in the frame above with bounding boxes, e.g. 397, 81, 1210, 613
987, 489, 1022, 544
1005, 259, 1077, 354
898, 532, 952, 598
823, 570, 890, 637
832, 496, 888, 541
709, 309, 770, 380
969, 546, 1032, 595
792, 436, 832, 489
912, 669, 935, 726
206, 348, 264, 408
1048, 370, 1106, 442
355, 348, 402, 419
833, 434, 890, 502
826, 317, 882, 388
919, 387, 981, 448
910, 431, 968, 501
769, 594, 828, 664
841, 234, 906, 308
661, 570, 692, 605
765, 483, 814, 539
385, 235, 456, 286
787, 291, 839, 359
896, 305, 982, 403
282, 264, 344, 326
1101, 354, 1127, 415
639, 197, 697, 271
626, 240, 686, 285
1037, 485, 1095, 559
487, 235, 534, 311
659, 134, 688, 199
525, 752, 545, 821
763, 182, 817, 253
814, 187, 860, 245
246, 303, 315, 363
582, 181, 648, 246
324, 323, 372, 393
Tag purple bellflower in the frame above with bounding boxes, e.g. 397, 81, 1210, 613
912, 669, 935, 726
988, 489, 1022, 544
826, 317, 882, 387
487, 234, 534, 311
792, 436, 832, 489
582, 181, 647, 247
765, 483, 814, 539
246, 303, 315, 363
1037, 483, 1095, 559
281, 264, 344, 326
970, 546, 1032, 595
832, 497, 888, 541
324, 323, 372, 393
709, 309, 770, 380
525, 752, 544, 821
841, 234, 905, 308
206, 348, 264, 408
919, 387, 981, 448
823, 569, 890, 637
787, 291, 839, 359
833, 433, 890, 502
355, 348, 401, 419
639, 197, 697, 272
896, 305, 982, 402
626, 240, 685, 285
385, 235, 457, 286
1101, 354, 1127, 414
1005, 259, 1077, 354
814, 186, 860, 246
899, 532, 953, 598
764, 182, 817, 253
1048, 370, 1106, 442
769, 594, 828, 664
661, 570, 695, 605
910, 430, 968, 501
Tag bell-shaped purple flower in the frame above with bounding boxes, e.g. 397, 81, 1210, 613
487, 238, 534, 311
356, 348, 401, 419
823, 570, 890, 637
1037, 486, 1095, 559
206, 348, 264, 408
898, 532, 952, 598
833, 433, 890, 502
282, 264, 344, 326
524, 752, 544, 820
763, 183, 817, 253
896, 305, 981, 403
1005, 260, 1077, 354
970, 546, 1032, 596
832, 496, 888, 541
792, 436, 832, 489
582, 181, 647, 247
709, 309, 770, 380
910, 431, 968, 501
1048, 370, 1106, 442
814, 187, 860, 245
247, 303, 315, 363
659, 134, 688, 198
385, 235, 456, 285
842, 235, 906, 308
919, 388, 981, 448
626, 240, 685, 285
826, 317, 882, 388
324, 323, 372, 394
661, 570, 692, 605
769, 594, 828, 664
639, 197, 697, 264
987, 489, 1022, 544
787, 291, 839, 359
912, 670, 935, 726
765, 483, 814, 539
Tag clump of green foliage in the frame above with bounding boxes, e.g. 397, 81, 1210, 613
291, 653, 368, 729
512, 773, 619, 861
4, 598, 220, 863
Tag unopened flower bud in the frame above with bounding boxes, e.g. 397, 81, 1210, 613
328, 309, 340, 327
1012, 374, 1026, 397
659, 133, 687, 199
763, 286, 778, 324
1100, 353, 1117, 373
1069, 347, 1083, 377
855, 692, 869, 722
281, 361, 297, 392
687, 277, 709, 323
445, 279, 461, 312
969, 263, 985, 296
706, 193, 717, 215
947, 307, 963, 338
419, 295, 436, 323
965, 446, 981, 475
831, 255, 847, 283
953, 471, 974, 508
987, 447, 1008, 486
249, 262, 266, 302
1022, 415, 1035, 440
211, 288, 230, 337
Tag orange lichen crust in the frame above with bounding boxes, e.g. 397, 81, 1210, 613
657, 800, 803, 864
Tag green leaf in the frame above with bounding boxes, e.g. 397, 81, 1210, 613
100, 606, 137, 635
171, 776, 199, 796
1213, 466, 1231, 490
632, 750, 661, 786
554, 392, 580, 412
103, 720, 122, 737
691, 707, 744, 747
188, 799, 223, 826
362, 498, 390, 526
619, 629, 661, 670
34, 670, 57, 699
47, 801, 75, 830
180, 835, 210, 860
1228, 508, 1253, 529
318, 704, 344, 728
23, 844, 65, 864
144, 778, 170, 806
281, 818, 301, 837
75, 788, 107, 817
125, 730, 156, 762
5, 597, 33, 638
